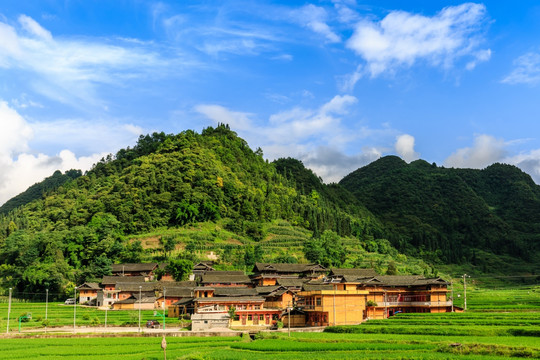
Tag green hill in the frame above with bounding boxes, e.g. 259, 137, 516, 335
0, 125, 387, 296
0, 169, 82, 215
339, 156, 540, 274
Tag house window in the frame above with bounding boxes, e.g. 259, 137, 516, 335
316, 298, 322, 306
234, 315, 239, 321
259, 314, 264, 321
254, 305, 260, 309
248, 315, 252, 321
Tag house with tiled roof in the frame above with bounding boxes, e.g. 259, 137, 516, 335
200, 271, 253, 287
76, 282, 101, 304
251, 263, 327, 286
112, 263, 159, 280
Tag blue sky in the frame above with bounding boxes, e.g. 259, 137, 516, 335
1, 1, 540, 204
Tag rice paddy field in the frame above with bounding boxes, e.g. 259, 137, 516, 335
0, 285, 539, 359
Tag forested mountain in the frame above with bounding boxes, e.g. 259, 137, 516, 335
0, 127, 538, 296
0, 169, 82, 215
0, 125, 381, 295
340, 156, 540, 271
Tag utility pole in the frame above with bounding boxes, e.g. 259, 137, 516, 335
73, 287, 77, 333
287, 302, 291, 337
163, 288, 166, 331
6, 288, 12, 334
384, 291, 388, 319
450, 280, 454, 313
463, 274, 470, 311
45, 289, 49, 320
138, 285, 142, 332
333, 284, 336, 326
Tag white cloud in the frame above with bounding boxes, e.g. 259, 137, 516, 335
291, 4, 340, 43
501, 52, 540, 85
0, 15, 171, 108
0, 150, 107, 206
18, 15, 52, 41
0, 101, 144, 206
195, 95, 406, 182
395, 134, 420, 162
30, 119, 144, 155
445, 134, 507, 169
194, 105, 255, 132
346, 3, 490, 79
507, 149, 540, 184
0, 101, 33, 157
196, 95, 358, 149
444, 134, 540, 184
301, 146, 381, 183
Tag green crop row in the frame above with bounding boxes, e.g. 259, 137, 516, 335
325, 324, 540, 337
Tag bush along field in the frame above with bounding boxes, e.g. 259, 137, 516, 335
0, 286, 539, 359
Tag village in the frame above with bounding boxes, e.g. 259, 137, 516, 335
76, 262, 455, 331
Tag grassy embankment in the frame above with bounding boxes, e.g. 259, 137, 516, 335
1, 286, 539, 359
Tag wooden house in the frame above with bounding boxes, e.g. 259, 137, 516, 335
299, 283, 369, 326
200, 271, 252, 287
77, 282, 100, 304
192, 262, 216, 277
251, 263, 327, 286
327, 268, 378, 282
112, 294, 156, 310
155, 286, 195, 309
101, 276, 145, 291
194, 296, 281, 327
358, 276, 452, 319
97, 276, 145, 307
111, 263, 159, 280
256, 286, 295, 309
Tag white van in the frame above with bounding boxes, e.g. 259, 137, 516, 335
64, 298, 76, 305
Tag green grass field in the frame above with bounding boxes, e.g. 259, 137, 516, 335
0, 302, 178, 331
0, 286, 539, 359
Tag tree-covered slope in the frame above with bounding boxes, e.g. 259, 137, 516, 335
0, 125, 381, 295
0, 169, 82, 215
340, 156, 540, 268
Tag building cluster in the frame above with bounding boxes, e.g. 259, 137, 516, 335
77, 262, 453, 330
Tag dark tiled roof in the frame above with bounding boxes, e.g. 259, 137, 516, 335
193, 262, 215, 270
374, 276, 449, 286
155, 281, 196, 290
329, 268, 378, 278
213, 287, 258, 297
253, 263, 327, 273
201, 273, 252, 284
209, 271, 245, 275
112, 263, 158, 273
114, 295, 156, 304
302, 283, 333, 291
77, 282, 101, 290
172, 297, 194, 306
196, 296, 265, 303
159, 287, 195, 297
342, 275, 377, 283
276, 278, 308, 288
116, 282, 157, 292
255, 286, 282, 295
101, 276, 146, 285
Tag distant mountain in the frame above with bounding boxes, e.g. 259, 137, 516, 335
0, 169, 82, 215
340, 156, 540, 268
